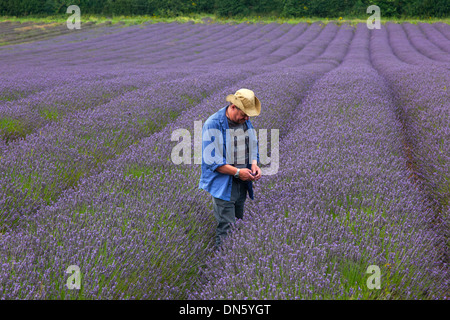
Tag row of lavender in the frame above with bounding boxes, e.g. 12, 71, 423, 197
191, 23, 448, 299
371, 23, 450, 239
0, 22, 351, 299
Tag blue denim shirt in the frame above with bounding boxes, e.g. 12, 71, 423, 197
199, 105, 260, 201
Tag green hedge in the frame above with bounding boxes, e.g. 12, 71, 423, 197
0, 0, 449, 18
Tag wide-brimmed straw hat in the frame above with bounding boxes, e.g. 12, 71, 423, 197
226, 88, 261, 117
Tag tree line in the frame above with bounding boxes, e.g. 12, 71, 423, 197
1, 0, 449, 18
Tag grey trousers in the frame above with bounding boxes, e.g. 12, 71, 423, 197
212, 177, 248, 249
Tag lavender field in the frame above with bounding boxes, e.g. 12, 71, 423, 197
0, 21, 448, 300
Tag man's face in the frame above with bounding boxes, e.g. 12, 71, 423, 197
230, 104, 249, 123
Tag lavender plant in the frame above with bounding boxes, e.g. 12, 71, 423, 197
417, 23, 450, 53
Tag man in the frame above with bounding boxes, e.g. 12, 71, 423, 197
199, 88, 262, 250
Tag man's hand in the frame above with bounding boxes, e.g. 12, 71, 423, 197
251, 163, 261, 181
215, 164, 261, 181
238, 168, 256, 181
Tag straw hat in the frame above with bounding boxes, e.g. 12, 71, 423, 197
226, 88, 261, 117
